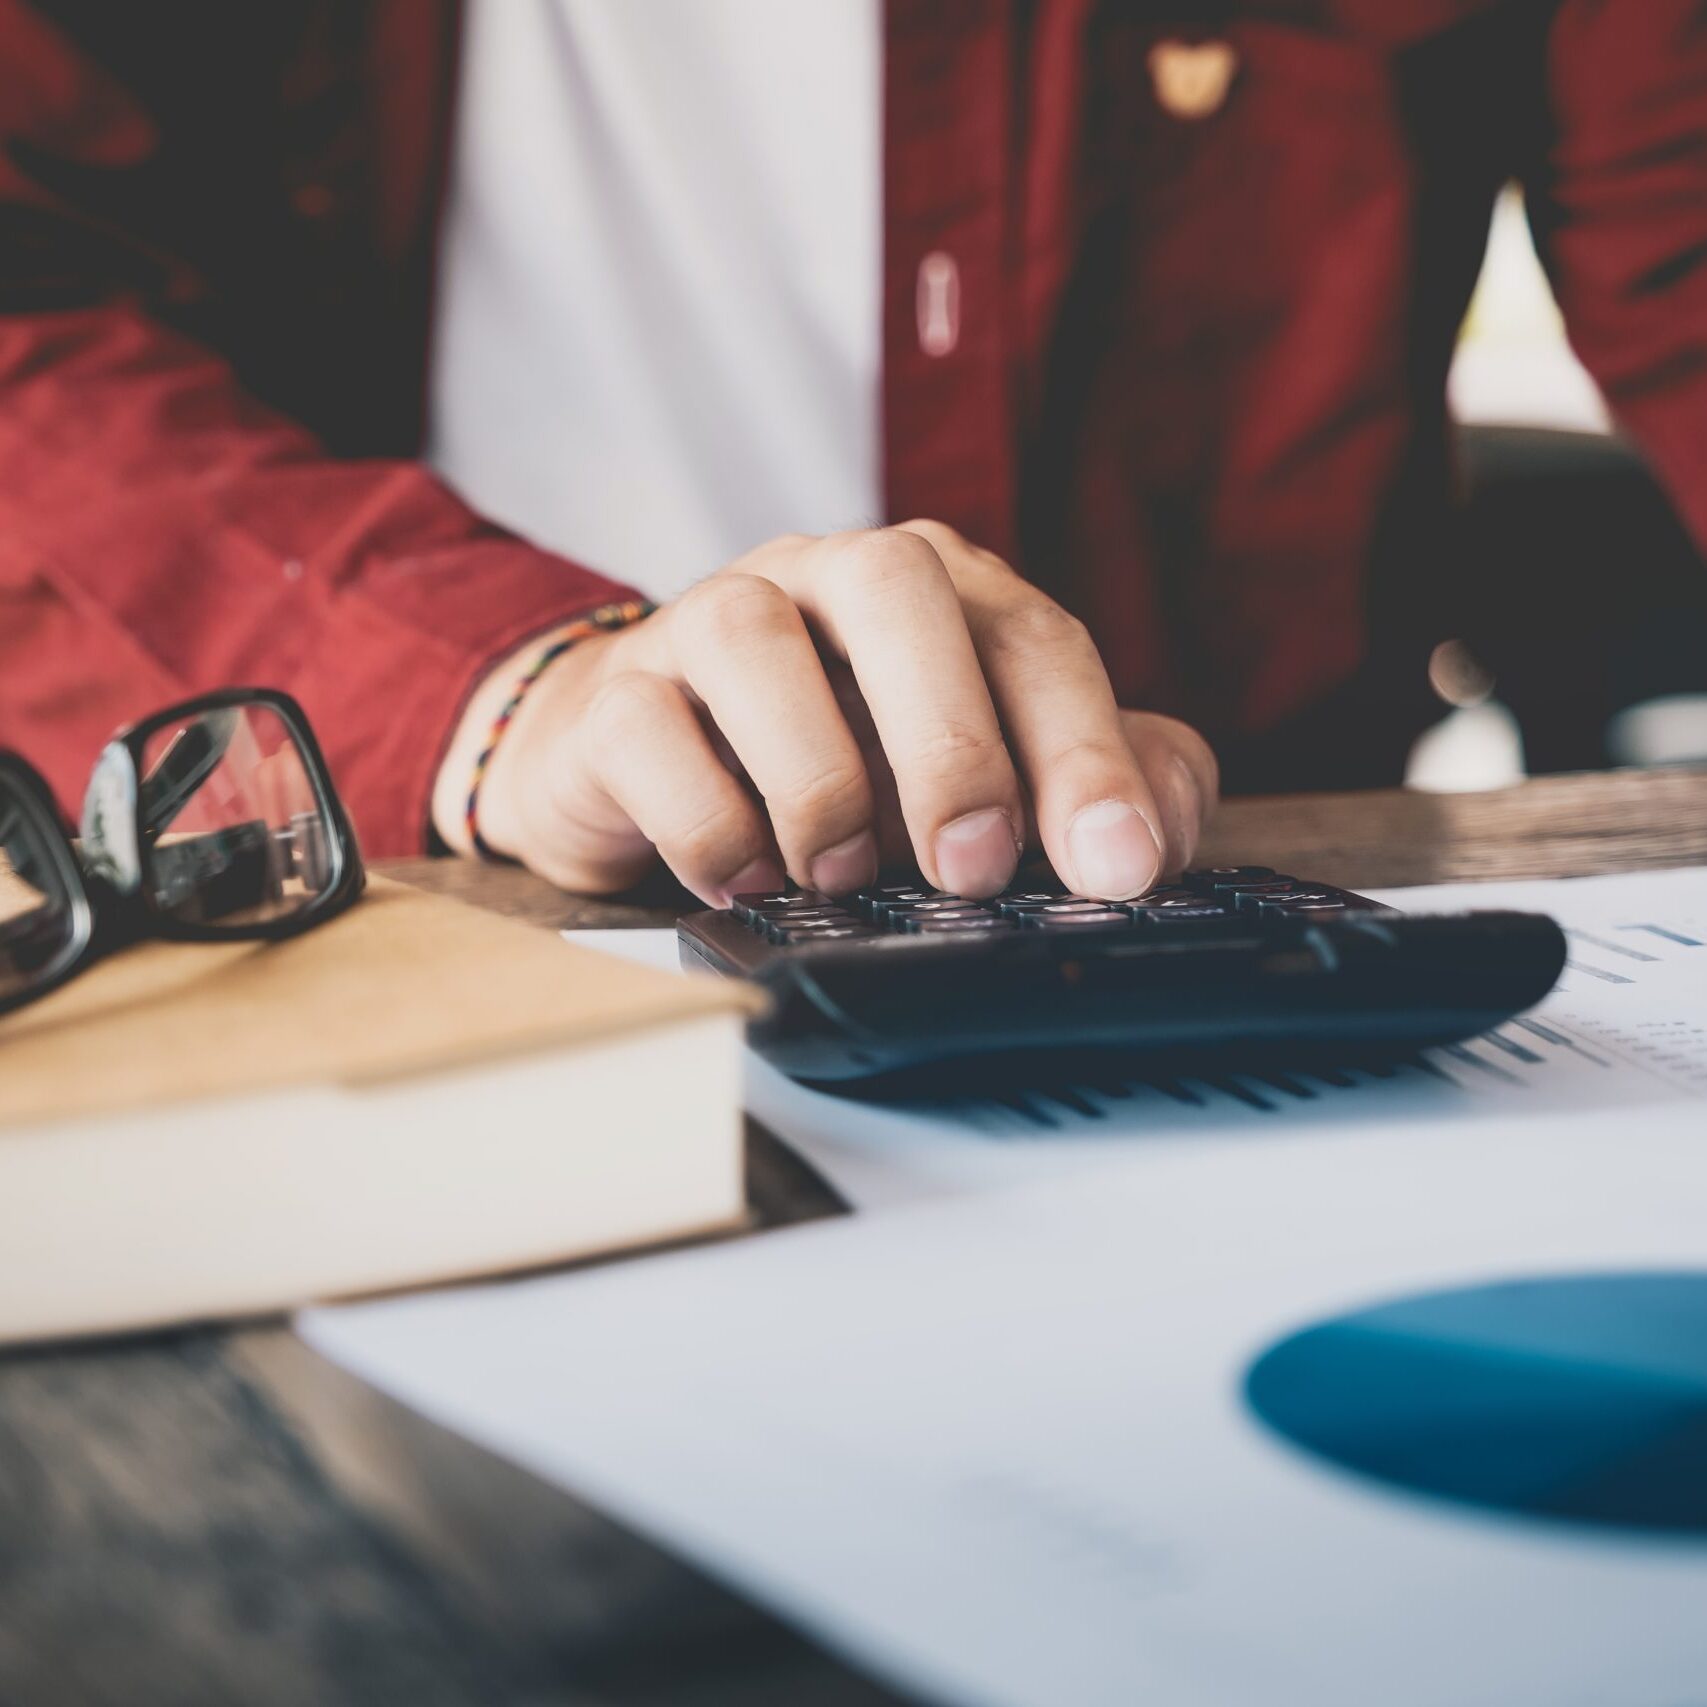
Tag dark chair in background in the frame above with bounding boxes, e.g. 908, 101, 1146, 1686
1222, 424, 1707, 798
1452, 425, 1707, 775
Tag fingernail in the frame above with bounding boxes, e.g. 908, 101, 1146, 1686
1066, 799, 1161, 899
810, 828, 878, 895
934, 807, 1019, 896
717, 857, 786, 907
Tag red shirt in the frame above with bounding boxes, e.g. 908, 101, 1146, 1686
4, 1, 1706, 853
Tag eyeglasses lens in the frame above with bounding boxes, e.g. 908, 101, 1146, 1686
0, 782, 76, 1005
140, 705, 338, 928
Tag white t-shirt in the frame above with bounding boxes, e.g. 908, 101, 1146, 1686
427, 0, 882, 601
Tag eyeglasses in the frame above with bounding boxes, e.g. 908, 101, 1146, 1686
0, 688, 365, 1018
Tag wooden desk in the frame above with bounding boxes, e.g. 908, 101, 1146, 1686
7, 769, 1706, 1707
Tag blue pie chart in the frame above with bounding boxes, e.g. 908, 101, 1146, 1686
1244, 1272, 1707, 1535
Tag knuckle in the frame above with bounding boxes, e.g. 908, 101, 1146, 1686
670, 798, 758, 871
896, 516, 963, 551
1140, 711, 1219, 792
776, 758, 870, 829
1152, 712, 1207, 754
987, 595, 1091, 669
678, 571, 795, 648
901, 517, 1015, 580
1051, 732, 1134, 776
822, 527, 949, 603
587, 669, 680, 741
908, 719, 1010, 784
1175, 721, 1221, 799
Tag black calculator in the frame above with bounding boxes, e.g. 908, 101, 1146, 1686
677, 866, 1567, 1092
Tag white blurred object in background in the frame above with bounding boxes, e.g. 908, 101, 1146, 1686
1405, 701, 1527, 792
1406, 637, 1525, 792
1607, 698, 1707, 768
1448, 188, 1610, 434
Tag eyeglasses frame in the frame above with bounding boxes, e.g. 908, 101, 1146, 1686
0, 750, 98, 1017
0, 687, 365, 1020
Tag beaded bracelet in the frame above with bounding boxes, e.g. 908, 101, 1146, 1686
464, 598, 656, 860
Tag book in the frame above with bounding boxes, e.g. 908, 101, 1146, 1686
0, 878, 761, 1344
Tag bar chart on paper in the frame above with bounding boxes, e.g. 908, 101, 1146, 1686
930, 866, 1707, 1123
727, 867, 1707, 1209
1369, 866, 1707, 1097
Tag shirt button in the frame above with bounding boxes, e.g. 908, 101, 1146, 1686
916, 250, 960, 357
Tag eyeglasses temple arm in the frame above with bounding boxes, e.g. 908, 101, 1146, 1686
137, 712, 239, 838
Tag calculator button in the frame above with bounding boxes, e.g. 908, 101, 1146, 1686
1000, 898, 1109, 916
777, 924, 881, 943
1021, 909, 1130, 931
1190, 866, 1277, 890
758, 907, 850, 931
903, 915, 1014, 934
1127, 903, 1231, 925
733, 890, 836, 914
861, 891, 942, 921
882, 899, 992, 926
1231, 884, 1335, 913
761, 918, 850, 943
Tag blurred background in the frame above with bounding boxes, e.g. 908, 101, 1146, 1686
1419, 187, 1707, 792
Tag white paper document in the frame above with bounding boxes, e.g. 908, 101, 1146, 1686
570, 866, 1707, 1209
303, 1111, 1707, 1707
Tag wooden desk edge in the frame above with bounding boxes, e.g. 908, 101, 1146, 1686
379, 766, 1707, 928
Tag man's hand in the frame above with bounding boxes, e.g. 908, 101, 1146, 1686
432, 523, 1217, 904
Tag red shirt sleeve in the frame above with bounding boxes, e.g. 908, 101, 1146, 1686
1529, 0, 1707, 550
0, 9, 639, 857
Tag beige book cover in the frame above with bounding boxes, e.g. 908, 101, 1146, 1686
0, 879, 763, 1344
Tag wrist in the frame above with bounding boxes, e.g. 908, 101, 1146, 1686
430, 608, 646, 857
431, 627, 574, 855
